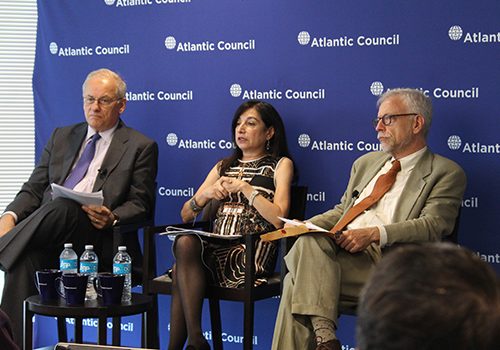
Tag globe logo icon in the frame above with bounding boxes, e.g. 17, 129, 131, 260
230, 84, 242, 97
166, 133, 179, 147
447, 135, 462, 150
298, 134, 311, 148
448, 25, 463, 41
370, 81, 384, 96
297, 31, 311, 46
49, 42, 58, 55
104, 0, 116, 5
164, 36, 177, 50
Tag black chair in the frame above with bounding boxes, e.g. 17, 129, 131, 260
142, 185, 308, 350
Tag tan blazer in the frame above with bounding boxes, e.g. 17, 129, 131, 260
308, 149, 466, 259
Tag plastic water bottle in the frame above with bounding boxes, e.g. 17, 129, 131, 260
79, 245, 98, 300
113, 246, 132, 302
59, 243, 78, 274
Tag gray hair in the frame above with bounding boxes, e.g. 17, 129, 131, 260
82, 68, 127, 99
377, 88, 432, 137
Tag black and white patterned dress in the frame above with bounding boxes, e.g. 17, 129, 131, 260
205, 155, 283, 287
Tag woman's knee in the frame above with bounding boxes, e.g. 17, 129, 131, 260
173, 235, 202, 260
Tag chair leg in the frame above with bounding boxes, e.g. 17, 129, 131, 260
243, 301, 254, 350
146, 295, 160, 349
208, 298, 223, 350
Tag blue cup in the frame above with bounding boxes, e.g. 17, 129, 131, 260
35, 269, 62, 302
56, 273, 88, 305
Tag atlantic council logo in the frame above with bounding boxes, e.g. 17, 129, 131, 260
229, 83, 325, 100
48, 41, 130, 57
297, 31, 311, 46
447, 135, 462, 150
164, 36, 177, 50
448, 25, 463, 41
448, 24, 500, 44
297, 134, 381, 152
49, 42, 58, 55
164, 35, 256, 52
447, 135, 500, 154
230, 84, 242, 97
370, 81, 384, 96
166, 133, 178, 147
165, 132, 235, 150
371, 81, 479, 99
105, 0, 192, 7
298, 30, 400, 48
298, 134, 311, 148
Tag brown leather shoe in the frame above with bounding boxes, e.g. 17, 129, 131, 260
316, 339, 341, 350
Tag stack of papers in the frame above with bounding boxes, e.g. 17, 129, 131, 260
161, 226, 242, 240
51, 183, 104, 206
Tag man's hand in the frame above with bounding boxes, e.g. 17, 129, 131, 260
335, 227, 380, 253
0, 214, 15, 237
82, 205, 115, 230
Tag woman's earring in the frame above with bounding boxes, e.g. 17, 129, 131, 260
266, 139, 271, 152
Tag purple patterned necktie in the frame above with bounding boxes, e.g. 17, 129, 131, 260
63, 133, 101, 189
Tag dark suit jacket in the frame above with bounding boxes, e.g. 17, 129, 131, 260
4, 119, 158, 270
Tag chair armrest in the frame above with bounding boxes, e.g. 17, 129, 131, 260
242, 231, 271, 292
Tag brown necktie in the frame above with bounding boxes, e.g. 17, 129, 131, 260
330, 159, 401, 236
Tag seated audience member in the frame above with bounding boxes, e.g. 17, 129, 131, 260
0, 68, 158, 346
272, 88, 466, 350
357, 242, 500, 350
169, 100, 294, 350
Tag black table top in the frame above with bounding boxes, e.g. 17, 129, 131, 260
25, 293, 153, 318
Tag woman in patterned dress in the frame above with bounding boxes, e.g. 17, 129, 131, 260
168, 100, 294, 350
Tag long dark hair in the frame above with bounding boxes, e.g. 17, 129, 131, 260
219, 100, 294, 175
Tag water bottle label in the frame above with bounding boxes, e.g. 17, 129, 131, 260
60, 259, 77, 271
113, 263, 131, 275
80, 261, 97, 274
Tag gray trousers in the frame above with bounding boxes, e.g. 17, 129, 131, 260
271, 234, 380, 349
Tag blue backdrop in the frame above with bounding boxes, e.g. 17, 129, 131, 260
32, 1, 499, 349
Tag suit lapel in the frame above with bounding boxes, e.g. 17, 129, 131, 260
92, 121, 129, 191
393, 149, 433, 221
60, 124, 87, 184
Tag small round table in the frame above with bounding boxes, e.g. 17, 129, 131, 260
23, 293, 153, 350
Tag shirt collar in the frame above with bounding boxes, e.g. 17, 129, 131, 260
86, 122, 118, 143
394, 146, 427, 172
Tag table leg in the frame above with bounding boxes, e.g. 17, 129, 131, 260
112, 316, 121, 346
98, 316, 107, 345
75, 317, 83, 343
142, 310, 148, 349
57, 317, 67, 342
23, 301, 33, 350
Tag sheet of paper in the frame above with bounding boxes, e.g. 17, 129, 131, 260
160, 226, 242, 240
278, 216, 328, 232
51, 183, 104, 206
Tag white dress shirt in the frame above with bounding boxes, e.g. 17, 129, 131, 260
347, 147, 427, 247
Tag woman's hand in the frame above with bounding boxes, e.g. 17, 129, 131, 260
202, 177, 230, 201
220, 176, 251, 194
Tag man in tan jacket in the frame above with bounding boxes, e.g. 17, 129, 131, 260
272, 88, 466, 350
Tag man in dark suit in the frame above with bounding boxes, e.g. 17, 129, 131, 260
272, 88, 466, 350
0, 68, 158, 345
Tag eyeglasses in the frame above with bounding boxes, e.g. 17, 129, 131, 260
372, 113, 417, 127
83, 96, 122, 106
